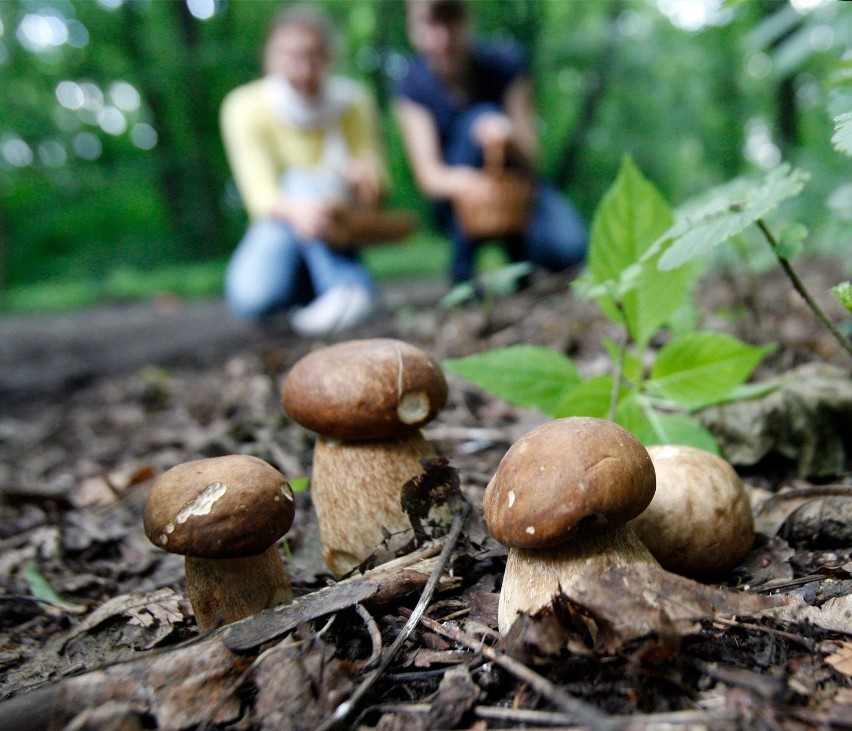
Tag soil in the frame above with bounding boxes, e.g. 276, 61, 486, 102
0, 260, 851, 730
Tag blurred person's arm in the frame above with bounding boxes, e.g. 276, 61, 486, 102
469, 75, 539, 172
502, 75, 539, 170
220, 88, 281, 220
393, 98, 482, 200
341, 87, 387, 207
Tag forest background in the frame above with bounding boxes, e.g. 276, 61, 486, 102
0, 0, 849, 313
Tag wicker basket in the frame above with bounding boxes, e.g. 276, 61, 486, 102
453, 143, 534, 239
325, 206, 418, 251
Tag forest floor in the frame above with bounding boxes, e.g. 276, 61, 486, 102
1, 258, 851, 730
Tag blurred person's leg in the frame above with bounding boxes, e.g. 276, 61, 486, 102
298, 240, 376, 296
441, 103, 502, 283
225, 219, 312, 320
523, 182, 588, 272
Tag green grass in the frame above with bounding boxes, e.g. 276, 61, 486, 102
1, 231, 454, 314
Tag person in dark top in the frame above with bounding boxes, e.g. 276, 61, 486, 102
394, 0, 588, 284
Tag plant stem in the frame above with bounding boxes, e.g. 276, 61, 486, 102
608, 298, 631, 421
756, 218, 852, 359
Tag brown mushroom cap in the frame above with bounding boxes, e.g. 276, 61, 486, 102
483, 417, 656, 549
628, 444, 755, 576
281, 338, 448, 441
143, 455, 294, 559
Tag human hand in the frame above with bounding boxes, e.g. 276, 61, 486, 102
472, 112, 513, 149
277, 198, 337, 240
344, 157, 383, 207
445, 165, 486, 198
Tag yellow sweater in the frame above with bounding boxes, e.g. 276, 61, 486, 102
220, 77, 383, 220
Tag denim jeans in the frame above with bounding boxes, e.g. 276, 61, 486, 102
224, 170, 375, 320
439, 103, 589, 283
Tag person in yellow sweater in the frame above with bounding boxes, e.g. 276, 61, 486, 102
220, 4, 384, 335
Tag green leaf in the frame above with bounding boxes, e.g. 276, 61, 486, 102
289, 476, 310, 493
657, 164, 810, 270
633, 412, 720, 453
551, 375, 615, 419
647, 332, 775, 409
833, 111, 852, 156
584, 156, 691, 347
832, 282, 852, 314
24, 562, 86, 614
443, 346, 581, 416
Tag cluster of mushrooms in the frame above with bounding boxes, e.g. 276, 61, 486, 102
142, 337, 755, 634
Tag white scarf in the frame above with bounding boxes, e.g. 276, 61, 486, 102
265, 74, 360, 174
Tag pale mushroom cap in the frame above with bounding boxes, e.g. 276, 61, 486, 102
483, 417, 656, 549
143, 455, 295, 559
628, 444, 754, 576
281, 338, 448, 441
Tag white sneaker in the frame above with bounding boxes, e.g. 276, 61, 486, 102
290, 284, 376, 337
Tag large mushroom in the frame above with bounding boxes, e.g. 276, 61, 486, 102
282, 338, 448, 577
483, 417, 658, 635
628, 444, 755, 577
143, 454, 295, 631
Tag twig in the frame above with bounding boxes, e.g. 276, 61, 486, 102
474, 704, 740, 728
756, 218, 852, 359
315, 502, 471, 731
756, 484, 852, 508
416, 614, 616, 730
355, 603, 383, 671
710, 616, 813, 650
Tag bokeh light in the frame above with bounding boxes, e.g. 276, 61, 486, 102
1, 135, 34, 168
130, 123, 157, 150
73, 132, 102, 161
109, 81, 141, 112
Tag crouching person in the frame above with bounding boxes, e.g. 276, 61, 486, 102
221, 4, 385, 336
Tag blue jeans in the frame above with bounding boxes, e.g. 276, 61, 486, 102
225, 171, 375, 321
440, 103, 589, 283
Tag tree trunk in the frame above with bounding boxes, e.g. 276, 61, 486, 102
121, 2, 228, 260
552, 0, 624, 189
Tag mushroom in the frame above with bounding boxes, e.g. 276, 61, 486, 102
282, 338, 448, 577
143, 454, 295, 631
628, 444, 755, 577
482, 417, 658, 636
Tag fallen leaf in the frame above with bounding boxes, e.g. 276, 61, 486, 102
559, 562, 786, 650
426, 664, 478, 728
826, 642, 852, 676
54, 588, 182, 652
785, 594, 852, 635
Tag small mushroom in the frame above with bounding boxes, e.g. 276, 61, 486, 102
143, 454, 295, 631
628, 444, 755, 577
282, 338, 448, 577
483, 417, 658, 635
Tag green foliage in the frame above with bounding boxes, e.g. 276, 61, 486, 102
832, 282, 852, 315
582, 156, 694, 349
832, 112, 852, 157
444, 345, 582, 416
656, 164, 810, 271
444, 158, 774, 451
645, 332, 774, 409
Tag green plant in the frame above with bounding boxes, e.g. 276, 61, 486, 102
444, 157, 775, 452
653, 106, 852, 358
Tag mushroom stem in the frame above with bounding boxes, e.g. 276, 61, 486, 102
498, 523, 657, 635
311, 432, 436, 577
185, 546, 293, 631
